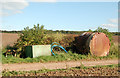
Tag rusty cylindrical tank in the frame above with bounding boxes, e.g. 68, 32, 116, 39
74, 32, 110, 56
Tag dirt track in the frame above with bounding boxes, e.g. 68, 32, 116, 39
2, 59, 118, 71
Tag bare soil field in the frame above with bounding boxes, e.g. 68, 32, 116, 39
1, 33, 19, 48
65, 34, 79, 37
38, 67, 118, 76
112, 36, 120, 44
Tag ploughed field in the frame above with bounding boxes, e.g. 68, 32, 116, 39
1, 33, 19, 48
37, 67, 118, 76
112, 36, 119, 44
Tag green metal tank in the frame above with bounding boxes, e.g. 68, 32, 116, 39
25, 45, 51, 58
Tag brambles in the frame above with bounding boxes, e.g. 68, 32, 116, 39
108, 43, 119, 57
46, 32, 65, 44
2, 45, 17, 57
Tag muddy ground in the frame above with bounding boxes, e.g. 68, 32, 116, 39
37, 67, 119, 76
3, 66, 118, 77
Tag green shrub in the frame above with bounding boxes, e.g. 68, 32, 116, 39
109, 43, 118, 57
14, 24, 48, 57
62, 35, 75, 47
94, 27, 113, 45
1, 47, 7, 54
46, 32, 65, 44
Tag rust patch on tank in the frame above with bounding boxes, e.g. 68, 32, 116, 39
89, 33, 110, 56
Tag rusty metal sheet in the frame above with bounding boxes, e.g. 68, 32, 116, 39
89, 33, 110, 56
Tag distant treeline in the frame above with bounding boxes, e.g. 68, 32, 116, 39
0, 30, 22, 33
0, 30, 120, 35
0, 30, 85, 34
45, 30, 85, 34
111, 32, 120, 36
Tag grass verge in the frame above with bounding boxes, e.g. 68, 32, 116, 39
2, 50, 118, 64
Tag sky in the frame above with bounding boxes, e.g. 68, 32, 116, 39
0, 0, 119, 32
